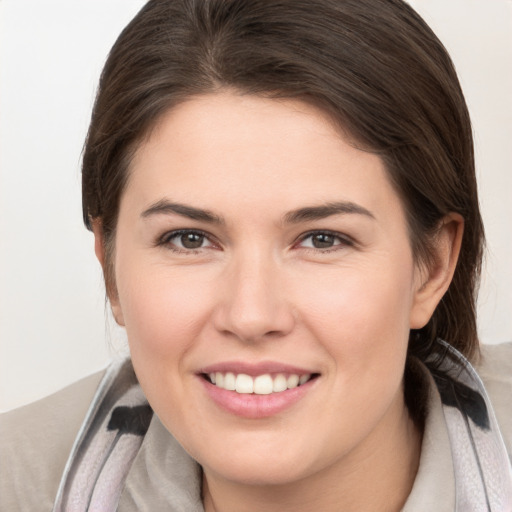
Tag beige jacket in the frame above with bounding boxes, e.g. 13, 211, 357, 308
1, 343, 511, 511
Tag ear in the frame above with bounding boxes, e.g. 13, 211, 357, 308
91, 220, 125, 326
409, 213, 464, 329
91, 219, 106, 267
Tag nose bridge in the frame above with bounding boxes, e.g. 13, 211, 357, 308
215, 246, 294, 342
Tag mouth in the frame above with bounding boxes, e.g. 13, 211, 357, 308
202, 372, 319, 395
198, 362, 321, 418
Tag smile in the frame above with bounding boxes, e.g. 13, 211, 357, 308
207, 372, 313, 395
198, 363, 320, 418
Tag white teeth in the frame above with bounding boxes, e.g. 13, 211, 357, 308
272, 374, 288, 392
209, 372, 313, 394
235, 374, 254, 394
215, 372, 224, 388
224, 372, 236, 391
254, 374, 273, 395
287, 374, 299, 389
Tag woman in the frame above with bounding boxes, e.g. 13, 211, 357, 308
1, 0, 511, 511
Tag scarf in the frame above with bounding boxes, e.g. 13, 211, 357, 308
52, 340, 512, 511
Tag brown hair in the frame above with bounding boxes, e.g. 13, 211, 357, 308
82, 0, 484, 363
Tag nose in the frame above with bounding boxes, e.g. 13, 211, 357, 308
212, 252, 296, 343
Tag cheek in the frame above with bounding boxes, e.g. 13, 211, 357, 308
114, 264, 217, 432
288, 263, 414, 447
296, 259, 414, 384
115, 261, 215, 358
298, 260, 414, 339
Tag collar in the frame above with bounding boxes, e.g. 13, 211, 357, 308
118, 414, 203, 511
402, 362, 455, 511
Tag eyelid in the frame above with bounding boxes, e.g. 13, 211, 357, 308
156, 228, 354, 253
157, 228, 219, 251
294, 230, 355, 250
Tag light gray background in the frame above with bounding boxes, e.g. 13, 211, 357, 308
1, 0, 511, 412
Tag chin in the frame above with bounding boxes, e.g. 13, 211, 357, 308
195, 437, 329, 487
205, 457, 311, 486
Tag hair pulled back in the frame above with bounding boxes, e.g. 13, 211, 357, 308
82, 0, 484, 363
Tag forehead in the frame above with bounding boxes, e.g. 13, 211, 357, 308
125, 91, 405, 224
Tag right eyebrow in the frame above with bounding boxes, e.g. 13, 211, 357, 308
140, 199, 225, 225
283, 201, 375, 224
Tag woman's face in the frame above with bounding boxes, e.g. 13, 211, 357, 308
110, 92, 429, 486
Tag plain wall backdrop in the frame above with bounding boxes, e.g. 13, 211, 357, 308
1, 0, 511, 412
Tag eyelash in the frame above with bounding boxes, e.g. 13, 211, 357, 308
157, 229, 216, 254
156, 229, 354, 254
296, 230, 355, 253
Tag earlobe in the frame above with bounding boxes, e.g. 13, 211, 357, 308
92, 219, 106, 268
91, 220, 125, 327
110, 300, 126, 327
409, 213, 464, 329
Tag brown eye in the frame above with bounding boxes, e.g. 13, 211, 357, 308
180, 232, 205, 249
311, 233, 335, 248
298, 231, 352, 251
161, 230, 214, 251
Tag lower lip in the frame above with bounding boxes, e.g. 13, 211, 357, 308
199, 376, 318, 419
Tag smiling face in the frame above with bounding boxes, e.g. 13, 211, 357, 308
104, 91, 441, 501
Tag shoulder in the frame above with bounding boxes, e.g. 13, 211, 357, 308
475, 342, 512, 457
0, 369, 106, 511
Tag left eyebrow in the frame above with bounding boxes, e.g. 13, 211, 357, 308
141, 199, 225, 224
283, 201, 375, 224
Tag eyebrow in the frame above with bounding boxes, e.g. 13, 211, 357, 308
283, 201, 375, 224
141, 199, 374, 225
141, 199, 225, 224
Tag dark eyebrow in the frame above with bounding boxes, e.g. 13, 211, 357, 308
283, 201, 375, 224
141, 199, 225, 224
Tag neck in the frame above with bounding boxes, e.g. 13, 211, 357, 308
202, 393, 422, 512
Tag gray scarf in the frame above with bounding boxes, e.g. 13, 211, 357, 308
52, 340, 512, 511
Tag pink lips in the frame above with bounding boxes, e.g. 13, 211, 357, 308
197, 361, 318, 419
199, 360, 314, 377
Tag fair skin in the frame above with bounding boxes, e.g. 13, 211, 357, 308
93, 91, 462, 512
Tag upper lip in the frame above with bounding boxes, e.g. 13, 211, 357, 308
198, 361, 317, 377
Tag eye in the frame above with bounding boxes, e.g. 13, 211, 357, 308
297, 231, 352, 251
159, 230, 216, 252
